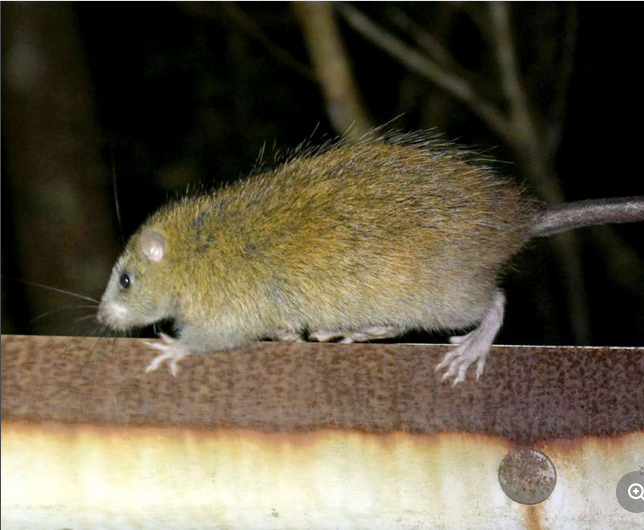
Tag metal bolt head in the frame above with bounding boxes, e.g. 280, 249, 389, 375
498, 448, 557, 505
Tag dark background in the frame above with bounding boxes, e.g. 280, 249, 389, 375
2, 2, 643, 346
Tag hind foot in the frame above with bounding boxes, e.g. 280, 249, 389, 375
435, 290, 506, 386
309, 325, 405, 343
271, 329, 305, 342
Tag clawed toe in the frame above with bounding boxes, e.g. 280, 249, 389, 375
144, 341, 168, 352
145, 351, 174, 374
435, 290, 506, 385
448, 332, 472, 345
309, 329, 345, 342
144, 334, 190, 376
438, 347, 478, 386
434, 349, 459, 371
436, 338, 490, 386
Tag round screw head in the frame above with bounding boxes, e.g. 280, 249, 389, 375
498, 448, 557, 505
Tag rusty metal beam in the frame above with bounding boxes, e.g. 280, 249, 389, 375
1, 335, 643, 529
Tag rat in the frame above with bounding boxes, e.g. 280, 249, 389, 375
97, 133, 644, 384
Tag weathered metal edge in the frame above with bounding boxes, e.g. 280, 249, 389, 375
2, 335, 643, 444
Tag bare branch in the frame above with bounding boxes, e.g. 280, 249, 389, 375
486, 3, 590, 343
221, 3, 315, 81
547, 4, 578, 152
388, 8, 458, 71
293, 2, 373, 140
488, 3, 537, 145
337, 3, 514, 142
389, 7, 499, 110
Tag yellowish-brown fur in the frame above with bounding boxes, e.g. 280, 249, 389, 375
110, 136, 537, 349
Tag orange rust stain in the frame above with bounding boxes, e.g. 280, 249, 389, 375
524, 505, 544, 530
1, 418, 513, 452
3, 419, 642, 456
2, 420, 643, 528
1, 419, 514, 528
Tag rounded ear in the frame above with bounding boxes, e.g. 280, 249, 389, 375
139, 229, 166, 262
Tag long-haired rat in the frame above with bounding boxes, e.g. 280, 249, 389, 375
97, 133, 644, 384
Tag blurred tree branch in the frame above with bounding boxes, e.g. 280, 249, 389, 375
337, 2, 514, 141
547, 4, 578, 152
293, 2, 374, 141
221, 3, 316, 81
175, 2, 315, 81
388, 6, 490, 97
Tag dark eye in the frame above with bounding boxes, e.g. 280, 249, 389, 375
119, 272, 133, 289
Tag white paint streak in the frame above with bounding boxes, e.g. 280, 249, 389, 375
1, 423, 642, 529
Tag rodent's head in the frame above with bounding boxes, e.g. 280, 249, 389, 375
97, 228, 175, 331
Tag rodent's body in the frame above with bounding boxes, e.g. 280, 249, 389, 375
97, 135, 643, 382
111, 141, 534, 344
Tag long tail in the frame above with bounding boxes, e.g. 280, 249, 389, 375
531, 196, 644, 237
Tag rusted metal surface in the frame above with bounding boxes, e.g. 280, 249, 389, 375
2, 335, 643, 529
1, 335, 643, 443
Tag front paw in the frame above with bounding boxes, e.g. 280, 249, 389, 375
144, 333, 192, 376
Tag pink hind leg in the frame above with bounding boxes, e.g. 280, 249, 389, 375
435, 290, 506, 386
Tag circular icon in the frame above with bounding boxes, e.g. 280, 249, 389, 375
628, 483, 644, 501
616, 471, 644, 513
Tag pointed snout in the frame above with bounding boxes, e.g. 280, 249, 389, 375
97, 300, 131, 330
